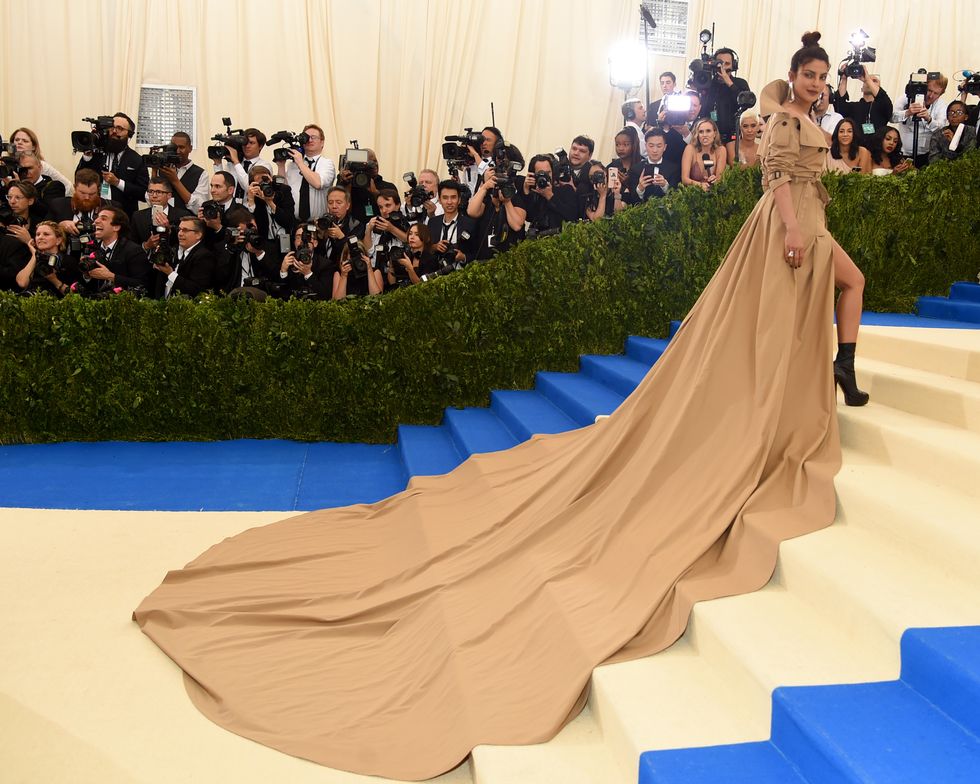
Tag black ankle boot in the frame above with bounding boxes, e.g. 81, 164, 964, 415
834, 342, 870, 406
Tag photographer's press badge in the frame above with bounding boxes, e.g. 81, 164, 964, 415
100, 180, 112, 200
862, 122, 875, 135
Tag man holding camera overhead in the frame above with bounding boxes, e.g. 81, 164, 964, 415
892, 72, 949, 167
833, 68, 894, 135
338, 147, 396, 224
696, 49, 751, 143
75, 112, 149, 219
276, 124, 336, 222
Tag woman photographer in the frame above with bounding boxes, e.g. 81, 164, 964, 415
826, 118, 871, 174
278, 223, 322, 298
608, 128, 642, 206
5, 181, 40, 242
726, 113, 761, 167
869, 127, 913, 175
929, 100, 978, 163
8, 127, 73, 194
681, 118, 728, 190
15, 220, 70, 295
579, 160, 623, 221
388, 223, 437, 287
333, 239, 384, 300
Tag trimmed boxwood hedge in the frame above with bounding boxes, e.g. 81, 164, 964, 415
2, 151, 977, 444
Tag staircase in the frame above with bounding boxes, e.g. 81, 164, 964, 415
917, 280, 980, 324
463, 322, 980, 784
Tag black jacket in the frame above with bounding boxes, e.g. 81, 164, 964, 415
75, 237, 152, 295
0, 234, 32, 291
521, 185, 579, 233
832, 88, 894, 133
152, 242, 217, 298
217, 238, 282, 292
75, 147, 149, 218
129, 205, 191, 247
251, 184, 296, 240
46, 196, 117, 225
426, 213, 478, 262
698, 75, 752, 141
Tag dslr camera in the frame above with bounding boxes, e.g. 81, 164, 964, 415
554, 148, 573, 185
201, 200, 223, 222
958, 70, 980, 97
0, 202, 28, 229
207, 117, 247, 161
269, 130, 312, 163
142, 143, 181, 168
70, 116, 115, 154
226, 225, 263, 249
533, 170, 552, 190
442, 128, 484, 172
840, 30, 876, 80
147, 224, 172, 267
69, 217, 98, 255
402, 172, 431, 209
339, 141, 373, 188
488, 140, 525, 201
345, 235, 369, 277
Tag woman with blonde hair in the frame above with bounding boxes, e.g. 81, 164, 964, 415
8, 127, 74, 194
14, 220, 71, 295
682, 117, 728, 190
726, 112, 762, 167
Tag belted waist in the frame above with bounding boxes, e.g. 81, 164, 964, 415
762, 171, 830, 205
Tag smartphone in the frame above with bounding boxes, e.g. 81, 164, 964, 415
607, 168, 619, 186
151, 204, 166, 223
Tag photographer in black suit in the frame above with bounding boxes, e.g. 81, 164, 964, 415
426, 180, 476, 265
466, 167, 527, 260
152, 216, 216, 298
338, 148, 396, 223
218, 207, 280, 292
634, 129, 681, 202
130, 177, 190, 252
321, 186, 367, 273
16, 154, 66, 218
521, 155, 579, 235
697, 49, 751, 143
199, 172, 239, 249
244, 165, 294, 252
75, 112, 148, 218
79, 206, 152, 294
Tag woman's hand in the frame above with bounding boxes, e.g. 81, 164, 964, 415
784, 226, 805, 268
894, 158, 914, 174
9, 224, 31, 245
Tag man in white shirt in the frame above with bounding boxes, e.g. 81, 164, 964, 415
814, 85, 845, 143
215, 128, 272, 197
621, 100, 648, 160
892, 73, 949, 167
159, 132, 209, 214
278, 123, 336, 221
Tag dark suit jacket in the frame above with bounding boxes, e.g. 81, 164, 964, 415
103, 237, 153, 291
252, 184, 296, 240
218, 238, 282, 292
426, 213, 478, 262
153, 242, 217, 298
0, 234, 32, 291
631, 158, 682, 202
130, 205, 190, 247
27, 176, 67, 220
47, 196, 118, 225
76, 147, 149, 217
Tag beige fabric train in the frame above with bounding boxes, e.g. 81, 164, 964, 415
134, 81, 841, 781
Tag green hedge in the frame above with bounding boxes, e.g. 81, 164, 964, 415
2, 151, 978, 444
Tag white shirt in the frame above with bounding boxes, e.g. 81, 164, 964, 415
286, 155, 337, 220
170, 162, 210, 214
167, 240, 201, 297
891, 94, 949, 156
626, 122, 649, 161
217, 155, 273, 195
817, 110, 845, 136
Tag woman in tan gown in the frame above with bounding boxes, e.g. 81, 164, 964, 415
134, 32, 867, 780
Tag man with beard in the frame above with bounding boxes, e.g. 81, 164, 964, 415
75, 112, 149, 218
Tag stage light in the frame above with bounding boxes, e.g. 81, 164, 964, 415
608, 42, 646, 92
849, 29, 870, 49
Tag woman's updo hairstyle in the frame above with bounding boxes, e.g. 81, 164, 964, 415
790, 31, 830, 72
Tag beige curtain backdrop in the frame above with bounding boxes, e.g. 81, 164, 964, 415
0, 0, 976, 189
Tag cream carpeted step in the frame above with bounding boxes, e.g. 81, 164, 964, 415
858, 326, 980, 382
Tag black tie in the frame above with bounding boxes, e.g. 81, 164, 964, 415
298, 159, 314, 221
242, 160, 252, 173
102, 245, 113, 264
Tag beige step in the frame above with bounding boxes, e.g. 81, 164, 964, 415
838, 401, 980, 498
853, 356, 980, 434
858, 326, 980, 383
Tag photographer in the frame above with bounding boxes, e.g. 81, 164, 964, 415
892, 72, 949, 167
8, 127, 73, 194
647, 72, 680, 125
388, 223, 438, 287
130, 177, 190, 251
454, 126, 503, 195
245, 165, 294, 250
929, 101, 977, 163
833, 69, 893, 135
77, 206, 151, 294
152, 216, 216, 298
10, 221, 68, 295
74, 112, 148, 218
278, 123, 336, 221
338, 147, 396, 223
697, 48, 751, 143
415, 169, 443, 219
158, 132, 210, 214
15, 154, 67, 217
956, 79, 980, 130
426, 180, 476, 263
365, 189, 408, 285
218, 207, 279, 292
467, 165, 527, 259
3, 181, 39, 243
622, 100, 648, 153
199, 172, 239, 248
333, 239, 384, 300
278, 223, 323, 298
681, 119, 728, 191
635, 129, 680, 201
214, 128, 271, 198
567, 136, 595, 187
579, 161, 623, 221
522, 154, 580, 234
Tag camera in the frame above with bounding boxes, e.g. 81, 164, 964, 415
269, 130, 311, 163
905, 69, 941, 104
662, 93, 694, 126
142, 143, 181, 168
207, 117, 247, 160
259, 180, 278, 199
402, 172, 430, 209
70, 116, 114, 154
841, 29, 876, 80
226, 226, 263, 248
554, 148, 573, 184
958, 70, 980, 97
339, 142, 373, 188
689, 54, 722, 89
488, 140, 525, 201
442, 128, 483, 170
590, 170, 607, 186
533, 170, 552, 190
69, 217, 98, 254
345, 235, 368, 277
201, 200, 222, 221
147, 225, 172, 267
33, 252, 62, 279
0, 154, 19, 180
0, 202, 27, 228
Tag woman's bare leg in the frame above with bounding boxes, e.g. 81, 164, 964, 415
832, 239, 864, 343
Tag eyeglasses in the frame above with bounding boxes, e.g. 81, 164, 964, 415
948, 109, 967, 116
177, 227, 202, 233
147, 189, 170, 195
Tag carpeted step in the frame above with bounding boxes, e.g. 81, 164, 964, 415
668, 320, 682, 338
949, 281, 980, 303
442, 407, 518, 458
579, 354, 652, 398
901, 626, 980, 739
489, 389, 580, 442
396, 424, 463, 478
535, 371, 626, 426
858, 326, 980, 382
917, 296, 980, 324
625, 336, 669, 366
294, 442, 408, 509
639, 741, 805, 784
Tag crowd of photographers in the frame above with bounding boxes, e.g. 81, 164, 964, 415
1, 38, 978, 301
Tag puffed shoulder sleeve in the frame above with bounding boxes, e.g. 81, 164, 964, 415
760, 113, 800, 191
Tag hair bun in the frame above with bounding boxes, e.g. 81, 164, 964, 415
801, 31, 821, 47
